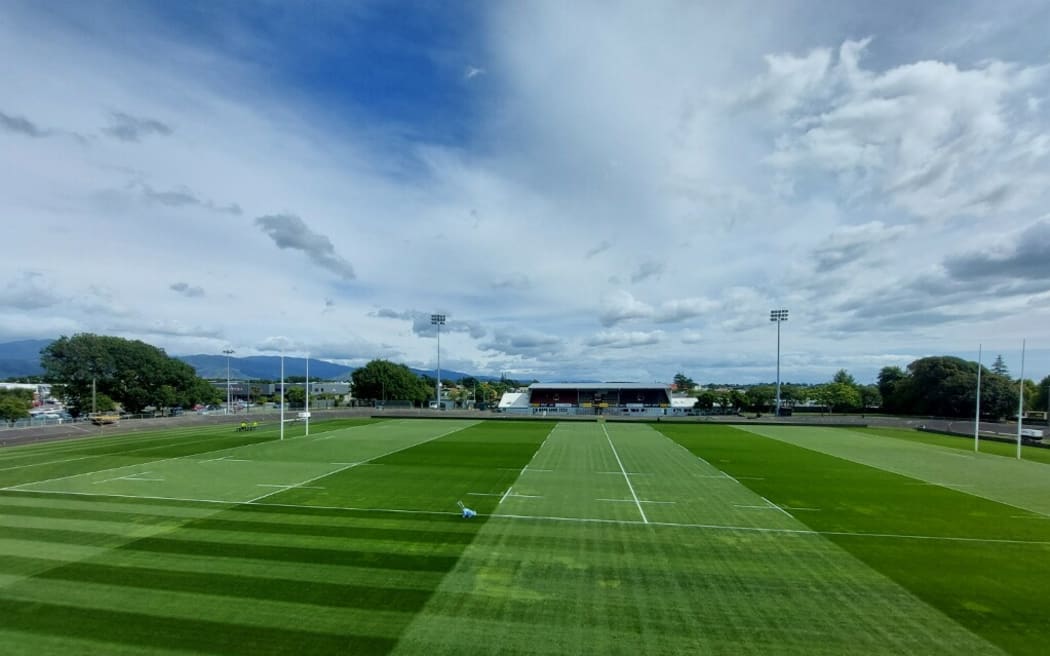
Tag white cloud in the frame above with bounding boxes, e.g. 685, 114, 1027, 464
599, 291, 653, 327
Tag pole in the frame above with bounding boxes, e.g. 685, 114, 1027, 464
280, 352, 285, 441
431, 314, 445, 409
222, 349, 234, 415
436, 324, 441, 409
775, 319, 782, 417
92, 377, 97, 415
974, 344, 982, 453
305, 354, 310, 437
1017, 339, 1025, 460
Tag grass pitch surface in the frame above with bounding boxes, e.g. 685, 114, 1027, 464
1, 418, 1048, 654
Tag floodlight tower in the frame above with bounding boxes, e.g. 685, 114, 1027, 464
769, 309, 789, 417
431, 314, 446, 409
222, 349, 235, 415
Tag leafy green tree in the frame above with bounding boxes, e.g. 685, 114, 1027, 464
0, 389, 32, 422
859, 384, 882, 409
694, 391, 717, 412
285, 386, 306, 407
1035, 376, 1050, 413
41, 333, 219, 414
877, 366, 909, 414
816, 382, 862, 414
832, 369, 857, 386
673, 372, 696, 392
745, 385, 774, 413
352, 359, 431, 406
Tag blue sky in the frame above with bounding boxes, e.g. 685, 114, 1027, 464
1, 0, 1049, 384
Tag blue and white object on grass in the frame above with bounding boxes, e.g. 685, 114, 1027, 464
457, 500, 477, 519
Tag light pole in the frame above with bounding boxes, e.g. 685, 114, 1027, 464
769, 309, 788, 417
431, 314, 445, 409
222, 349, 234, 415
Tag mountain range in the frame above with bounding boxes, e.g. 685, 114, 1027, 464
0, 339, 494, 383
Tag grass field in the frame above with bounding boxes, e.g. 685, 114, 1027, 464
1, 418, 1048, 654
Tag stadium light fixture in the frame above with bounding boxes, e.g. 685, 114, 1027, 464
431, 314, 446, 409
222, 349, 234, 415
769, 309, 789, 417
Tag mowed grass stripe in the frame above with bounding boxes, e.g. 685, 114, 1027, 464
858, 426, 1050, 465
393, 422, 1002, 656
1, 420, 554, 655
658, 423, 1049, 656
746, 424, 1050, 518
0, 418, 385, 488
4, 576, 413, 638
0, 596, 394, 655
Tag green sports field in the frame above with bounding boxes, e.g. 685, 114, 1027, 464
1, 418, 1048, 654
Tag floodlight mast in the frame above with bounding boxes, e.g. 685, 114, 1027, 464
431, 314, 446, 409
222, 349, 234, 415
770, 310, 789, 417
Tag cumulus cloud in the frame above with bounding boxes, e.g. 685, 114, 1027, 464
654, 298, 719, 324
944, 220, 1050, 281
585, 330, 665, 349
599, 290, 653, 327
479, 330, 563, 357
0, 272, 63, 310
169, 282, 204, 298
0, 110, 49, 137
103, 111, 173, 141
370, 308, 486, 339
811, 221, 910, 273
747, 38, 1049, 221
255, 213, 356, 281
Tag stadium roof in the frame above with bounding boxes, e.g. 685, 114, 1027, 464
527, 383, 670, 390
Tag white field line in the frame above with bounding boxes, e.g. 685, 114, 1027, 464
244, 421, 478, 504
782, 506, 821, 512
9, 487, 1050, 547
498, 487, 514, 504
0, 455, 98, 472
600, 423, 648, 524
496, 425, 557, 507
762, 495, 795, 519
596, 471, 651, 475
596, 498, 675, 505
468, 492, 502, 497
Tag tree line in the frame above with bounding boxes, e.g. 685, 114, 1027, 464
676, 354, 1050, 419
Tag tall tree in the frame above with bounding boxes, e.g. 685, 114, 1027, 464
991, 355, 1010, 377
351, 359, 430, 405
673, 372, 696, 392
0, 389, 32, 422
832, 369, 857, 386
1035, 376, 1050, 414
41, 333, 219, 414
877, 366, 908, 413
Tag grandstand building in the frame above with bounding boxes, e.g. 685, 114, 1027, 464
499, 382, 692, 417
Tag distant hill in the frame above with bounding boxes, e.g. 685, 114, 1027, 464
0, 339, 52, 378
0, 339, 502, 383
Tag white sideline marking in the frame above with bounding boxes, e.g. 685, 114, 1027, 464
467, 492, 502, 497
597, 498, 676, 505
9, 488, 1050, 547
330, 462, 360, 466
782, 506, 821, 512
601, 423, 648, 524
498, 486, 514, 504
